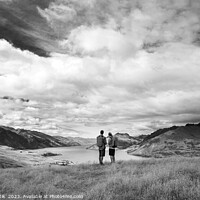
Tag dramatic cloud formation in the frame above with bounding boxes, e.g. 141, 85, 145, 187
0, 0, 200, 137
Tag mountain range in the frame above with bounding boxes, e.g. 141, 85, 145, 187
0, 126, 81, 149
0, 125, 140, 150
54, 136, 95, 146
87, 133, 146, 150
1, 123, 200, 159
128, 123, 200, 158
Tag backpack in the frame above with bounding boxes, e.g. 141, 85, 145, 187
109, 136, 118, 148
97, 135, 103, 147
113, 136, 118, 148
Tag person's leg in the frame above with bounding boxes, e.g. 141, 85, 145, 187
101, 156, 104, 165
113, 149, 115, 163
99, 156, 102, 164
109, 149, 112, 163
110, 156, 114, 163
109, 149, 115, 163
99, 149, 105, 165
99, 150, 103, 164
101, 149, 105, 165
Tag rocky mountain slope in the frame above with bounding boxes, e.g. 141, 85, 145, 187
66, 137, 96, 146
53, 136, 81, 146
54, 136, 95, 146
87, 133, 146, 150
128, 123, 200, 158
0, 126, 80, 149
115, 133, 146, 149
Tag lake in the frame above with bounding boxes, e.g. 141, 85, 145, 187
31, 146, 145, 164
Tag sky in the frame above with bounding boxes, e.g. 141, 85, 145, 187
0, 0, 200, 138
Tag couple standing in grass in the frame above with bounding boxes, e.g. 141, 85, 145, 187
97, 130, 118, 165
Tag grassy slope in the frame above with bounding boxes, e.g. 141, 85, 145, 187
129, 125, 200, 158
1, 158, 200, 200
0, 156, 25, 168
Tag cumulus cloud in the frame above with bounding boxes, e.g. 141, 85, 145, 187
38, 0, 200, 53
1, 0, 200, 136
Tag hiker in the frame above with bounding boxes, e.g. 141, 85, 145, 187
107, 132, 117, 163
97, 130, 107, 165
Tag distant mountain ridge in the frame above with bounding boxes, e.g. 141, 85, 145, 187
0, 126, 80, 149
87, 133, 146, 150
128, 123, 200, 158
53, 136, 95, 146
115, 133, 146, 149
64, 136, 96, 146
2, 122, 200, 158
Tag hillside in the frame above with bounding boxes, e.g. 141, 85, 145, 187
128, 123, 200, 158
67, 136, 96, 146
0, 126, 79, 149
0, 155, 25, 168
0, 158, 200, 200
115, 133, 146, 149
87, 133, 146, 150
53, 136, 81, 146
54, 136, 95, 146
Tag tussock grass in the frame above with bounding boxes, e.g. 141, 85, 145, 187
0, 158, 200, 200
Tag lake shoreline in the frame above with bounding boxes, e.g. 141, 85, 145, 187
0, 145, 146, 168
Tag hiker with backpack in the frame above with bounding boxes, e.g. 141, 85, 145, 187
96, 130, 107, 165
107, 132, 117, 163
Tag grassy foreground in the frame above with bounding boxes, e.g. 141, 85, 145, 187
1, 157, 200, 200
